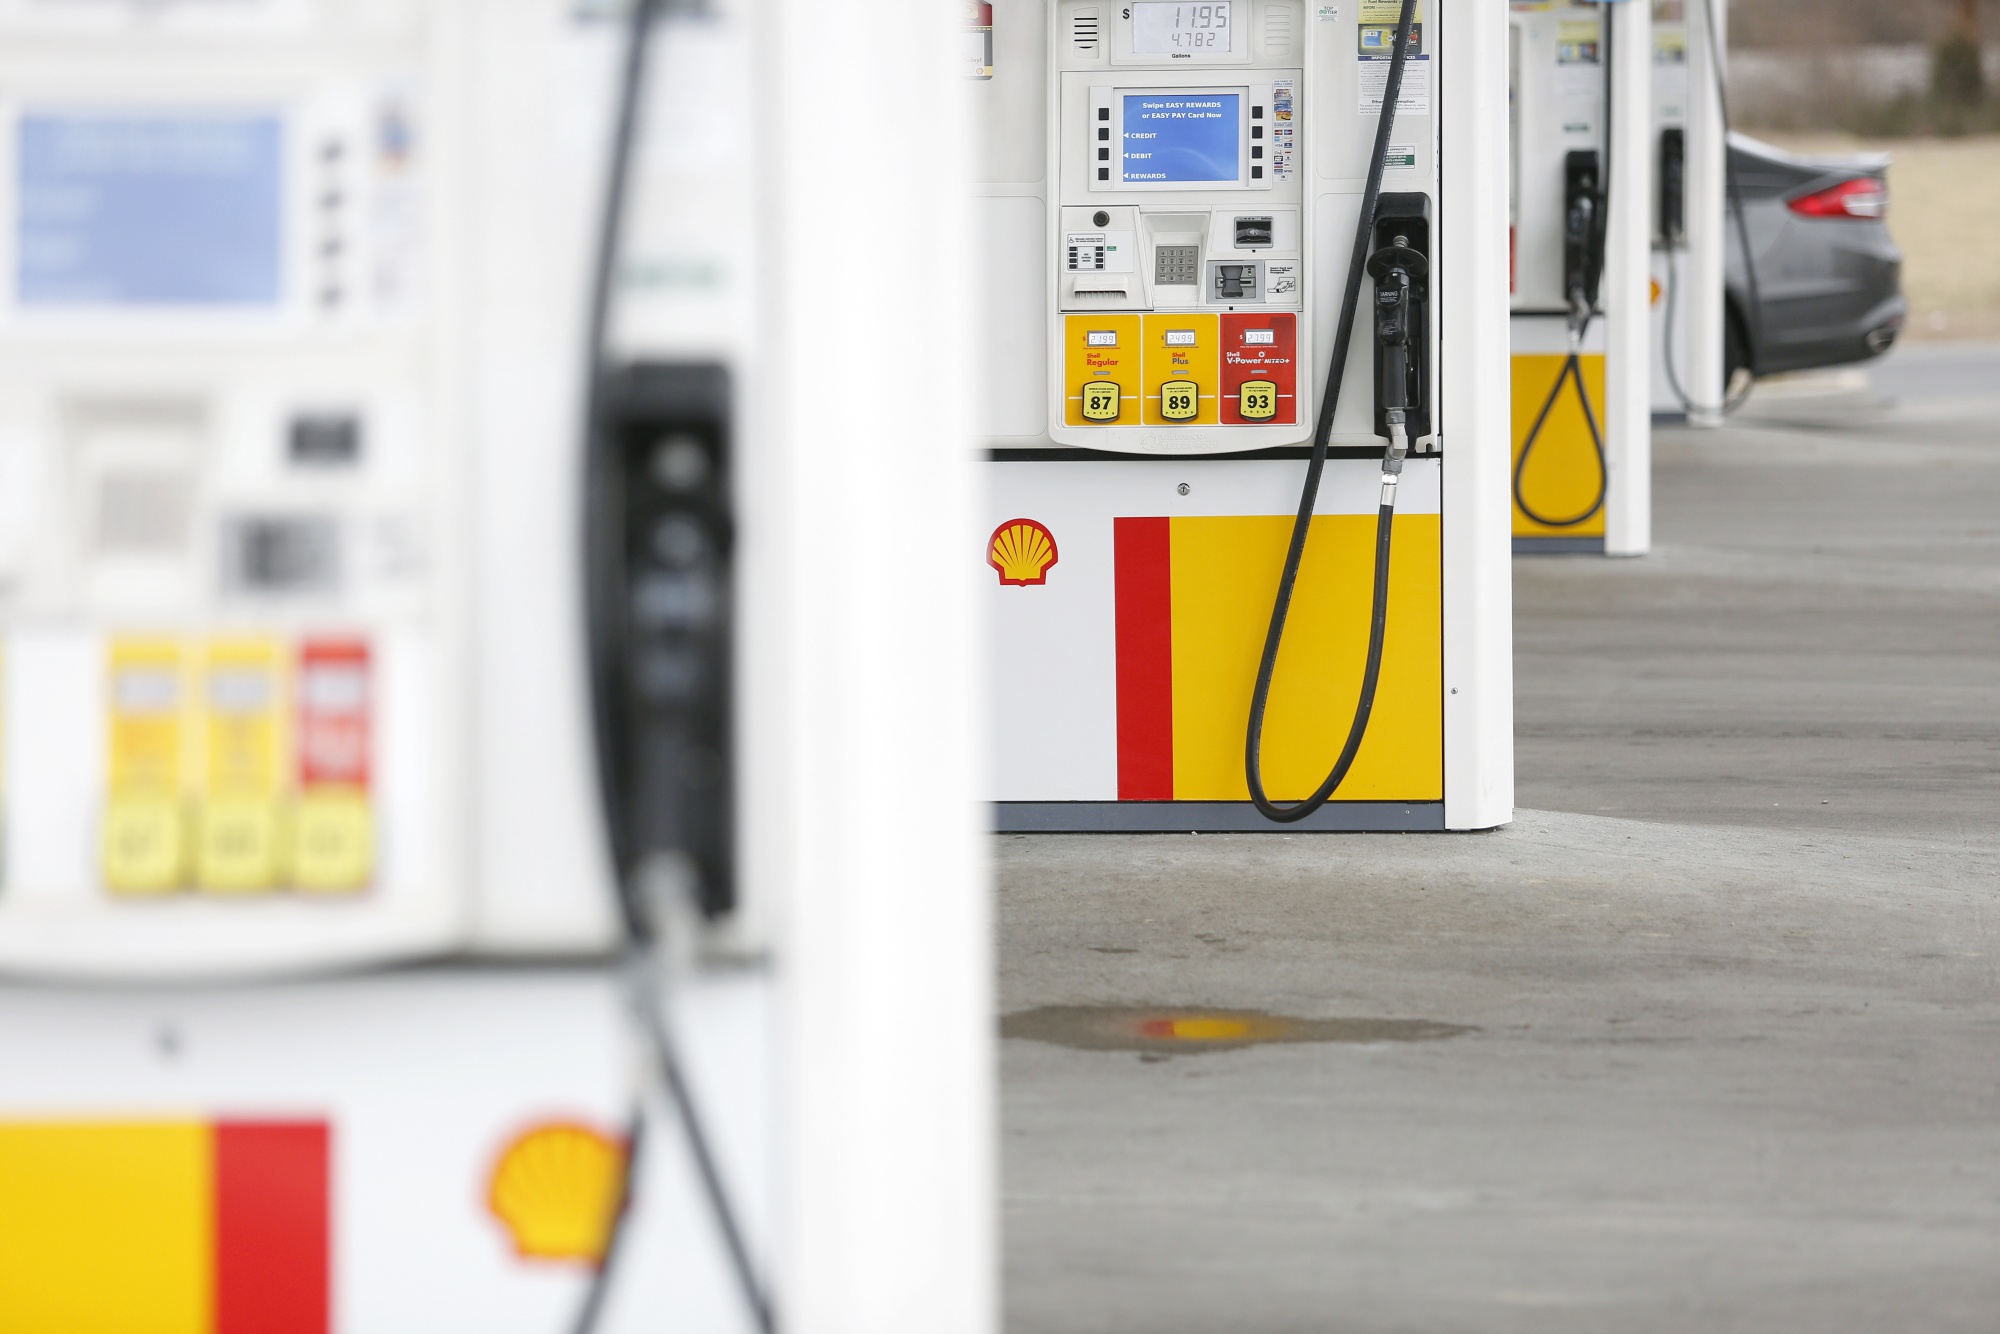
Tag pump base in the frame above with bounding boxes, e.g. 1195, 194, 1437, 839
994, 801, 1445, 833
1513, 537, 1605, 555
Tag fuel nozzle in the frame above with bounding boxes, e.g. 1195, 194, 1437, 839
1366, 233, 1429, 478
1564, 190, 1598, 332
1562, 148, 1604, 338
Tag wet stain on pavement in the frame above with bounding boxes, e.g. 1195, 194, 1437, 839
1001, 1005, 1475, 1055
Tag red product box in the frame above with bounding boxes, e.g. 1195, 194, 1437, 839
1219, 312, 1298, 425
297, 639, 370, 790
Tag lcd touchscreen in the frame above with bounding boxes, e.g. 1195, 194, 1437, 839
17, 113, 282, 307
1120, 93, 1240, 184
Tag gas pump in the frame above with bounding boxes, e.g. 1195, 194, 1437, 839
1507, 0, 1650, 555
1651, 0, 1752, 423
0, 0, 988, 1329
975, 0, 1511, 833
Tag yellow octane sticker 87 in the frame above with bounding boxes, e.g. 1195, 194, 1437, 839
1160, 380, 1199, 421
1082, 381, 1121, 422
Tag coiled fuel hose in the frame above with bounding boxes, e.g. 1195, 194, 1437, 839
1511, 310, 1609, 529
1243, 0, 1418, 824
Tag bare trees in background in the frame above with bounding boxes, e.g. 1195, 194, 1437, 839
1726, 0, 1995, 132
1731, 0, 1996, 49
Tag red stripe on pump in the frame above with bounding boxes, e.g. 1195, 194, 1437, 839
214, 1121, 331, 1334
1114, 516, 1174, 801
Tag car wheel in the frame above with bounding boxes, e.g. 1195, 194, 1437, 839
1724, 308, 1753, 400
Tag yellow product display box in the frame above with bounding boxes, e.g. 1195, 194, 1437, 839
292, 788, 375, 894
1065, 314, 1226, 427
103, 639, 192, 896
198, 639, 288, 895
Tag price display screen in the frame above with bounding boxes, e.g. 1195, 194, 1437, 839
1132, 2, 1233, 54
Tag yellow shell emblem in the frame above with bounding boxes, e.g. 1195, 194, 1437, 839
988, 518, 1059, 586
487, 1121, 629, 1265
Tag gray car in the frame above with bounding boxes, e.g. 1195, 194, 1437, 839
1725, 132, 1906, 383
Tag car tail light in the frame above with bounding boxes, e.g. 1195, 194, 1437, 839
1788, 176, 1887, 220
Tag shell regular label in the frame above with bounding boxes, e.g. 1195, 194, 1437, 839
1065, 314, 1142, 426
103, 638, 189, 896
1221, 313, 1297, 424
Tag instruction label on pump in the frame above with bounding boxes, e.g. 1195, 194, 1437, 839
1357, 1, 1430, 116
1065, 231, 1134, 273
1358, 54, 1431, 116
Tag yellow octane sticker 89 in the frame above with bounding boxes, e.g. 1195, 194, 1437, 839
1160, 380, 1199, 422
1082, 381, 1121, 422
1238, 380, 1278, 420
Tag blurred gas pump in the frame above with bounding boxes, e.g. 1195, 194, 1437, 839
1652, 0, 1743, 426
974, 0, 1514, 834
1507, 0, 1652, 556
0, 0, 989, 1330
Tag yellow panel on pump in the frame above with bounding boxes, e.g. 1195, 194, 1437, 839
1512, 353, 1609, 538
0, 1121, 213, 1334
1064, 315, 1143, 426
1141, 314, 1221, 426
1168, 514, 1443, 802
103, 638, 190, 896
197, 638, 287, 895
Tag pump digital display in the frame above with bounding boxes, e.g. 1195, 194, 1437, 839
1136, 2, 1224, 53
17, 113, 283, 307
1120, 93, 1240, 183
1132, 2, 1233, 54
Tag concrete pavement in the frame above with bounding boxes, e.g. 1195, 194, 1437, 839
999, 342, 2000, 1332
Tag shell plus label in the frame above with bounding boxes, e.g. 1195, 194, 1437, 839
1141, 314, 1220, 426
1221, 313, 1298, 424
1065, 314, 1144, 426
103, 638, 190, 896
294, 640, 374, 894
199, 638, 286, 895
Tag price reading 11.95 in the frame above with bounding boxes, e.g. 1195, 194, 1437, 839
1132, 2, 1232, 54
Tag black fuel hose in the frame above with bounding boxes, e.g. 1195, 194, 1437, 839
574, 2, 775, 1331
1243, 0, 1418, 824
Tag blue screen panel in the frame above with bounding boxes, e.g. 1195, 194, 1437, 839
18, 114, 283, 307
1120, 93, 1240, 184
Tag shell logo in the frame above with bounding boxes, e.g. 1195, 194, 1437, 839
487, 1121, 629, 1265
988, 518, 1059, 586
